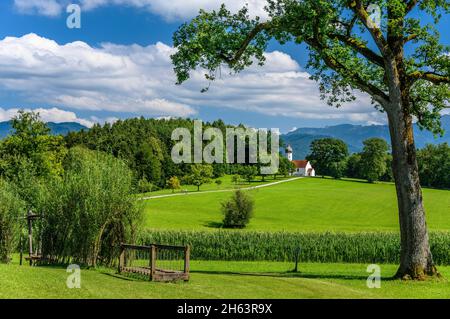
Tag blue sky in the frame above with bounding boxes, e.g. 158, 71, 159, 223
0, 0, 448, 132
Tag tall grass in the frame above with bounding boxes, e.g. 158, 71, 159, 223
37, 147, 142, 266
139, 230, 450, 265
0, 179, 25, 263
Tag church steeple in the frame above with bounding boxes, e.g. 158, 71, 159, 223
285, 144, 293, 161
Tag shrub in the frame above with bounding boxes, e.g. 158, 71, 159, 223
137, 177, 155, 193
231, 174, 240, 185
222, 190, 254, 228
215, 179, 223, 186
0, 179, 25, 263
167, 176, 181, 193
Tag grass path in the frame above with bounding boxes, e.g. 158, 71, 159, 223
140, 177, 301, 200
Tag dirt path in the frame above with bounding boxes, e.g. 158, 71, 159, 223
140, 177, 303, 200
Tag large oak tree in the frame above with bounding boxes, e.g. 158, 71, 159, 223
171, 0, 449, 279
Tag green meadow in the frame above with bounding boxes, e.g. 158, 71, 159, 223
142, 177, 450, 232
2, 260, 450, 299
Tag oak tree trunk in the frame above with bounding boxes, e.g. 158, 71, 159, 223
386, 104, 438, 280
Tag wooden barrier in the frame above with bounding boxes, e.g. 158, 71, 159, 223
118, 243, 190, 282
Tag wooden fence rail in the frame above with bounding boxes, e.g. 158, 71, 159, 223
118, 243, 190, 282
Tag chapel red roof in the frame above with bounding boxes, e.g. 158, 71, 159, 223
292, 160, 309, 168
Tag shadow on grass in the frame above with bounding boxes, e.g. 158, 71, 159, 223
100, 271, 142, 282
203, 221, 224, 229
190, 270, 397, 281
203, 221, 248, 229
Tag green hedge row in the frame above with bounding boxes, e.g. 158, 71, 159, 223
138, 230, 450, 265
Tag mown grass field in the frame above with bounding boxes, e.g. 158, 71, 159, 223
1, 260, 450, 299
142, 177, 450, 232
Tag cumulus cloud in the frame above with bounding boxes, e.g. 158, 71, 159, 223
0, 33, 382, 125
14, 0, 63, 16
14, 0, 268, 20
0, 34, 196, 117
0, 107, 94, 127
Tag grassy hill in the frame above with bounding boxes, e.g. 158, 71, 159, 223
142, 177, 450, 232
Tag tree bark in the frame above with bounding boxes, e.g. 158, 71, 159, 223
386, 104, 439, 280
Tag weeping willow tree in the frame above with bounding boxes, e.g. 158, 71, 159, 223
171, 0, 449, 279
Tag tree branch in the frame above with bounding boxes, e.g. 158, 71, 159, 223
347, 0, 390, 56
403, 34, 418, 43
409, 71, 450, 84
406, 0, 419, 14
347, 14, 358, 37
328, 33, 384, 67
221, 22, 272, 65
305, 37, 389, 106
332, 14, 358, 37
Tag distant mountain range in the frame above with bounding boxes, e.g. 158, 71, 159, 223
0, 121, 87, 139
282, 115, 450, 159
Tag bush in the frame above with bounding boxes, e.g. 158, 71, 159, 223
222, 190, 254, 228
139, 230, 450, 265
0, 180, 25, 263
167, 176, 181, 193
137, 178, 155, 193
231, 174, 240, 185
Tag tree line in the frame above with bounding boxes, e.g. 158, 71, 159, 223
65, 116, 294, 192
306, 137, 450, 189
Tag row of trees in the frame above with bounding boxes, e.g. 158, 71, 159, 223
307, 137, 449, 189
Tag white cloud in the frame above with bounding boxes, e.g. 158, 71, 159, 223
14, 0, 269, 20
0, 34, 196, 117
0, 107, 94, 127
14, 0, 63, 16
0, 33, 382, 126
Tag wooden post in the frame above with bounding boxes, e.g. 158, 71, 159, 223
184, 245, 190, 281
27, 210, 33, 266
150, 245, 156, 281
19, 234, 23, 266
294, 247, 300, 272
118, 244, 125, 274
